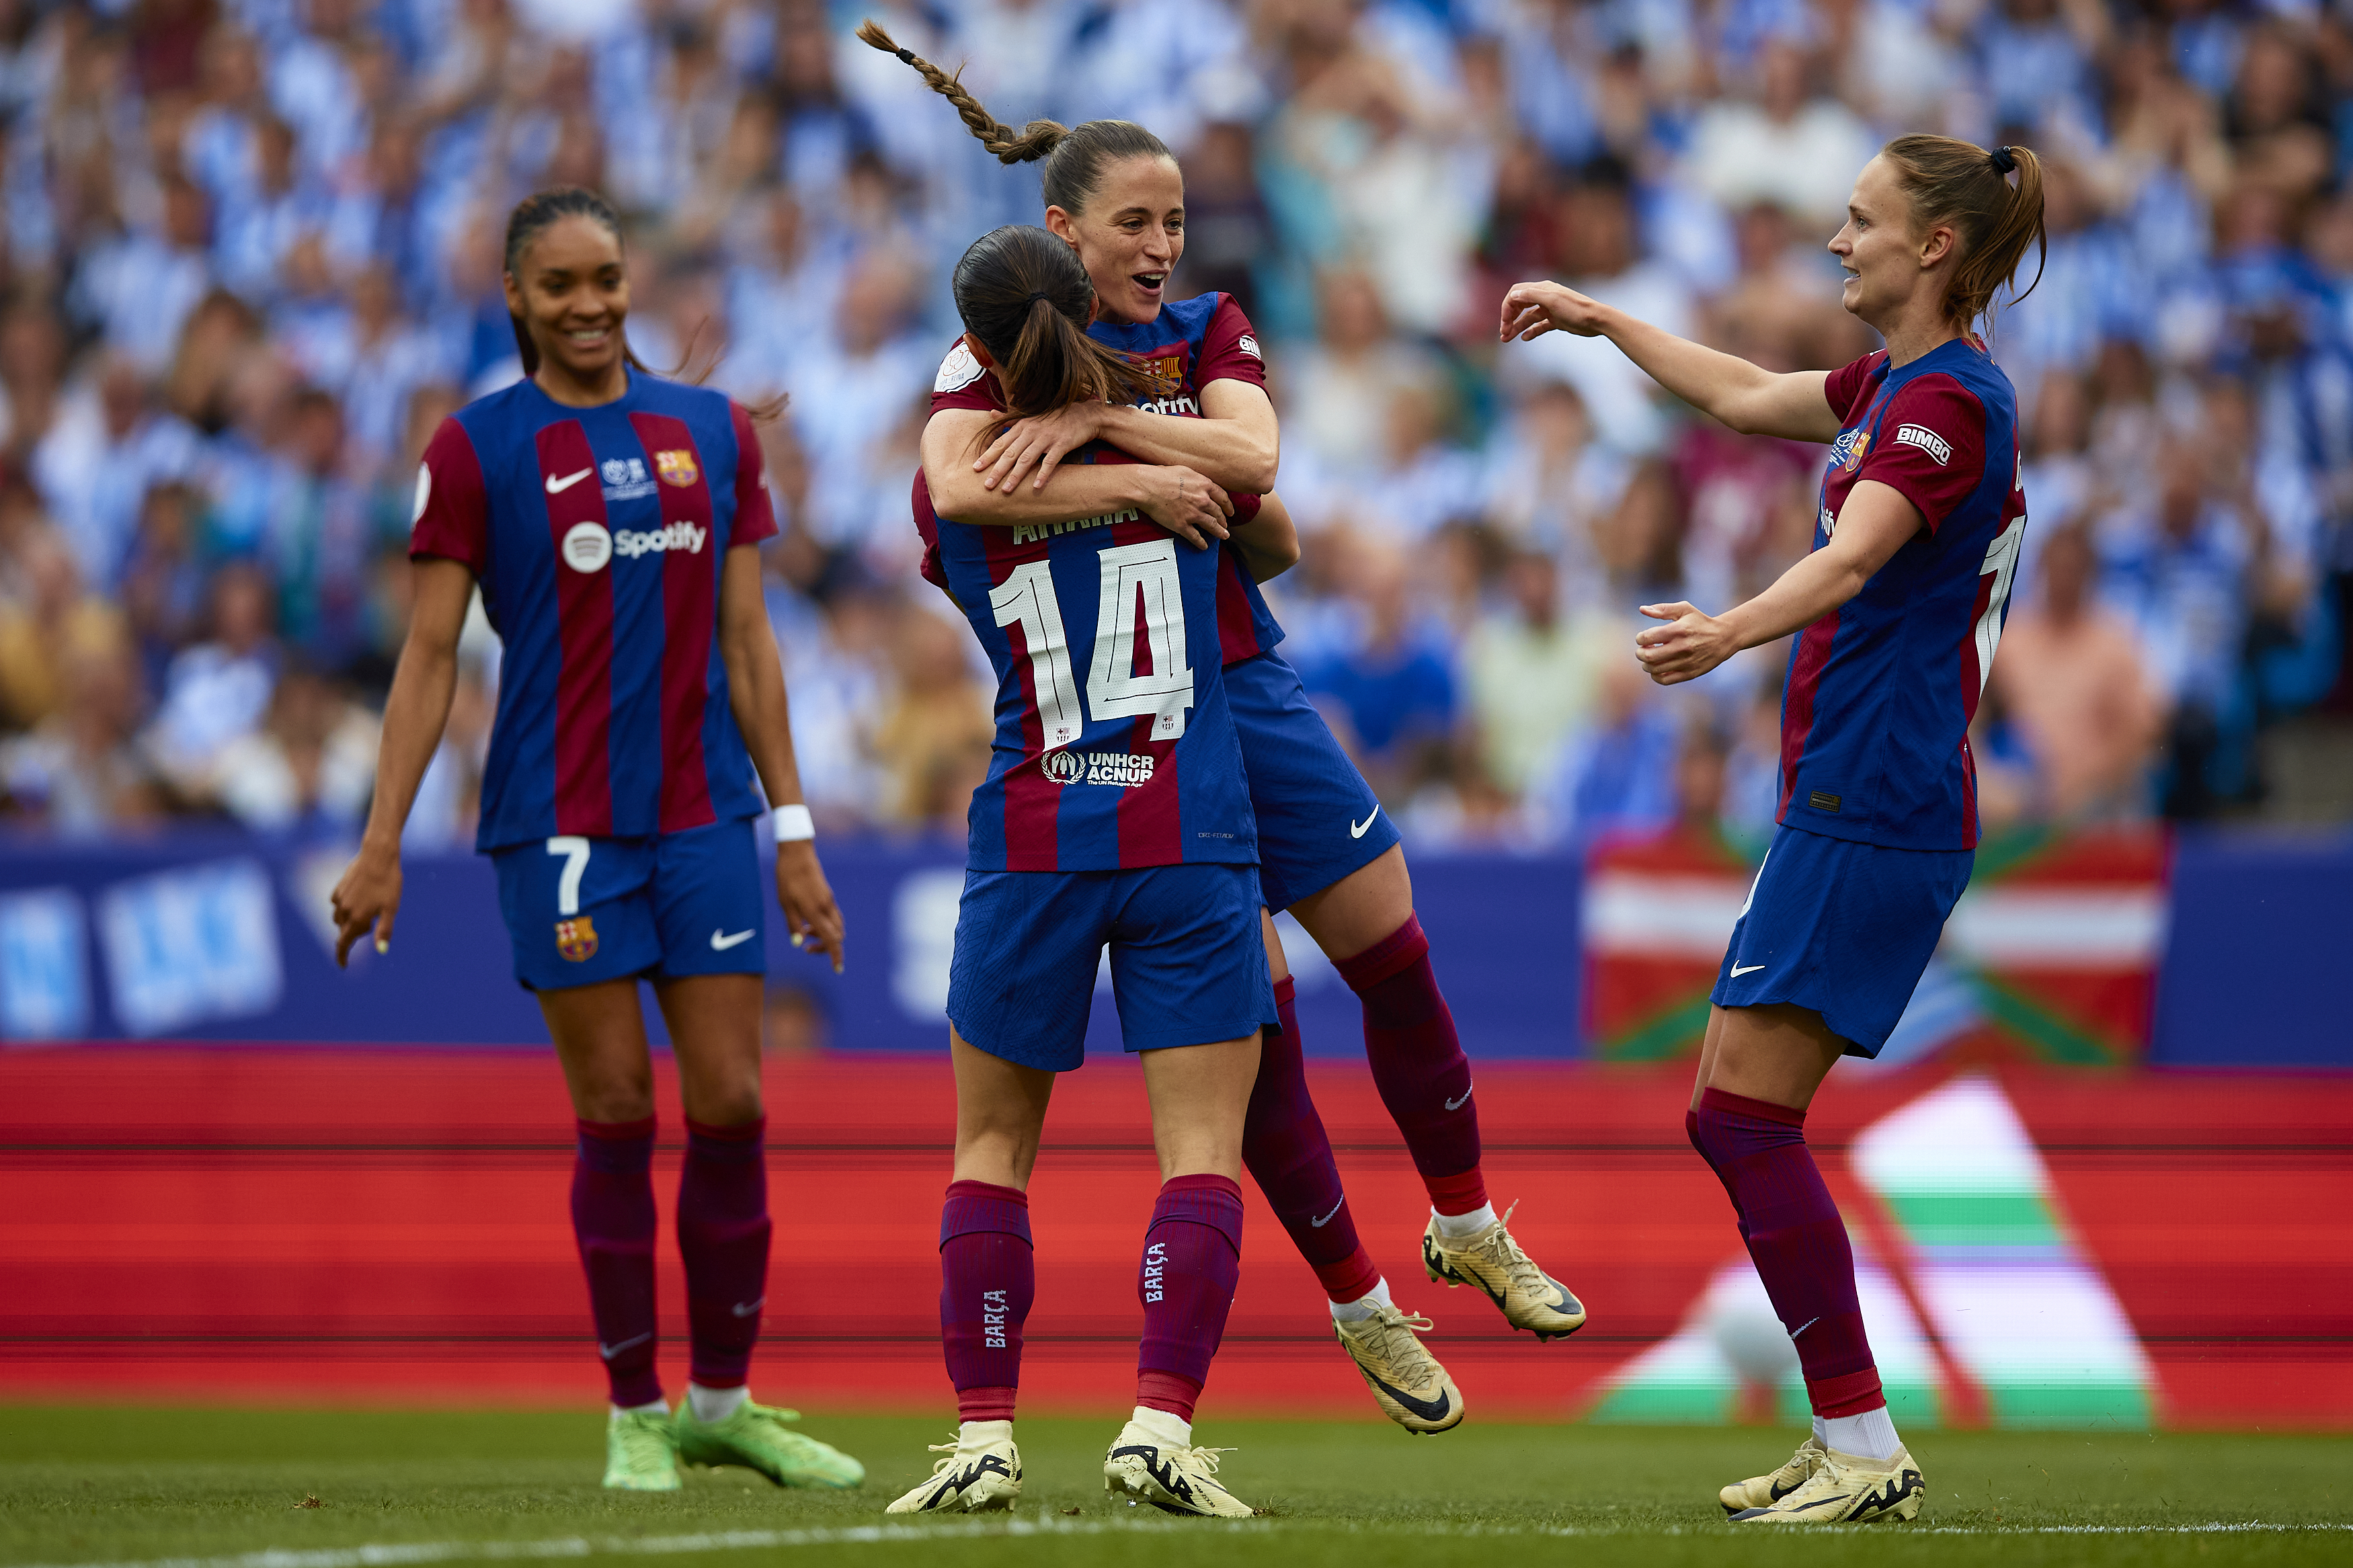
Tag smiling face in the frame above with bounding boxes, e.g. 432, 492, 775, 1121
1827, 155, 1952, 331
1046, 154, 1185, 325
503, 214, 631, 394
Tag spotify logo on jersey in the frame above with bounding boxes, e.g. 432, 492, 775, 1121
562, 522, 614, 573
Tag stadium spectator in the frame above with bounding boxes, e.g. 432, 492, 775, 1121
1993, 522, 2164, 822
0, 0, 2335, 845
1296, 542, 1458, 806
145, 559, 281, 796
1460, 548, 1618, 798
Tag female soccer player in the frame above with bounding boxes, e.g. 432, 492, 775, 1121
1503, 136, 2046, 1524
327, 187, 863, 1495
863, 20, 1583, 1412
885, 223, 1273, 1520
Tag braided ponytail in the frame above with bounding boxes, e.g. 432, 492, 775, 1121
857, 19, 1172, 216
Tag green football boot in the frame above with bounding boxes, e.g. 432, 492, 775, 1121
602, 1406, 682, 1491
676, 1399, 867, 1489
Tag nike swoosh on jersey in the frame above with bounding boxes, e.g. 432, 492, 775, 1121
1350, 805, 1382, 838
545, 467, 594, 494
711, 929, 756, 950
1730, 962, 1767, 977
1309, 1198, 1345, 1228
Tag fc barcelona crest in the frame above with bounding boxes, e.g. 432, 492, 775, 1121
1129, 349, 1186, 400
1832, 428, 1873, 473
555, 916, 600, 962
653, 448, 700, 488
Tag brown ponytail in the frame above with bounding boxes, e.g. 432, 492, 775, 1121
953, 225, 1153, 425
1879, 135, 2048, 331
856, 19, 1172, 216
502, 185, 787, 420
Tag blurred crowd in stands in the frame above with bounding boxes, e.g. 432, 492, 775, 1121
0, 0, 2345, 850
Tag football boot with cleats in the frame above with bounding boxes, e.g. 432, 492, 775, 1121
675, 1399, 865, 1489
885, 1432, 1021, 1514
601, 1406, 681, 1491
1332, 1300, 1464, 1434
1728, 1444, 1925, 1525
1421, 1200, 1587, 1340
1102, 1421, 1254, 1518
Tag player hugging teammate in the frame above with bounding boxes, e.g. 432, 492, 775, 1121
1505, 135, 2048, 1524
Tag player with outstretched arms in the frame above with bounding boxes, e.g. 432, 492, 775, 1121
328, 188, 861, 1495
864, 19, 1581, 1437
1503, 136, 2048, 1524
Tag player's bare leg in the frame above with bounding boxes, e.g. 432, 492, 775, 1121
1691, 1004, 1923, 1523
1254, 914, 1460, 1432
1291, 848, 1584, 1340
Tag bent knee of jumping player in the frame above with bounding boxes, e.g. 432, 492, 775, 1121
1702, 1003, 1847, 1112
1141, 1032, 1262, 1182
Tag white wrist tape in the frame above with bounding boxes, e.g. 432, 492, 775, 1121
772, 804, 815, 843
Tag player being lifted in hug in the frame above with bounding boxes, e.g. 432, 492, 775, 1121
865, 20, 1584, 1432
1503, 136, 2048, 1524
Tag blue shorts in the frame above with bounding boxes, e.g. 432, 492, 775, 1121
491, 817, 766, 991
1711, 823, 1975, 1057
947, 862, 1276, 1072
1225, 651, 1400, 913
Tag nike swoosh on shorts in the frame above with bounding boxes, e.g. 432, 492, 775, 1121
711, 929, 756, 950
1730, 962, 1766, 977
1351, 806, 1382, 839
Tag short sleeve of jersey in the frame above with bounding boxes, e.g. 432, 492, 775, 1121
409, 417, 489, 573
730, 401, 779, 546
1194, 295, 1267, 390
1823, 351, 1887, 424
929, 337, 1003, 415
912, 468, 949, 594
1853, 374, 1989, 534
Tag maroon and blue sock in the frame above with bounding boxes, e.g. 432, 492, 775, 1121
1689, 1087, 1884, 1417
1244, 975, 1381, 1303
676, 1116, 770, 1391
940, 1180, 1033, 1423
572, 1116, 662, 1407
1135, 1173, 1245, 1422
1334, 915, 1486, 1213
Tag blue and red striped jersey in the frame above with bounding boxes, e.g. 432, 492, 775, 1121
1780, 341, 2028, 851
918, 454, 1257, 874
926, 290, 1283, 666
407, 372, 779, 852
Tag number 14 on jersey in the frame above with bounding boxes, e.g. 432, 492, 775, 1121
989, 538, 1197, 750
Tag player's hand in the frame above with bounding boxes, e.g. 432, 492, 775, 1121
977, 404, 1103, 494
774, 840, 845, 975
1634, 601, 1738, 686
1499, 280, 1614, 343
1135, 465, 1233, 550
329, 841, 402, 968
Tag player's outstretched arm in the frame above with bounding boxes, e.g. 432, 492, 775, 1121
331, 556, 473, 966
1230, 491, 1301, 583
973, 378, 1280, 497
922, 409, 1234, 548
1633, 481, 1923, 686
717, 544, 844, 974
1499, 280, 1840, 444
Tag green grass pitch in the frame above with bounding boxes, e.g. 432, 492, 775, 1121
3, 1405, 2347, 1568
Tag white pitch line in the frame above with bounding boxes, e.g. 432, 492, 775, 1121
13, 1514, 2350, 1568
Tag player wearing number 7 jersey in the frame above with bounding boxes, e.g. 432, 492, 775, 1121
328, 188, 863, 1497
1503, 134, 2048, 1524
